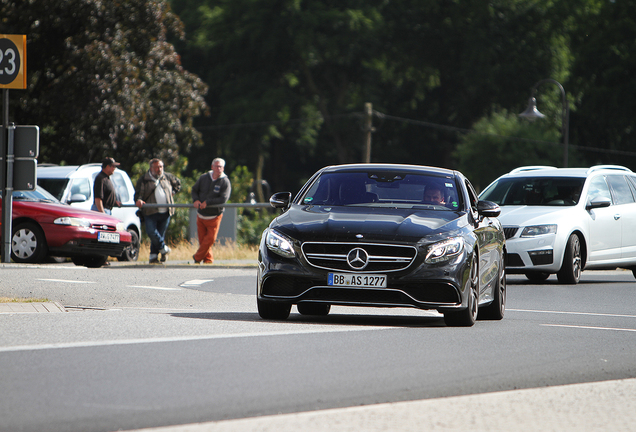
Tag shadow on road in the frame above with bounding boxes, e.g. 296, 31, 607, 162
169, 310, 447, 328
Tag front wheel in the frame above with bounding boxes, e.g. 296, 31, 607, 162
11, 222, 48, 263
479, 257, 506, 320
257, 298, 291, 320
557, 234, 582, 284
444, 257, 478, 327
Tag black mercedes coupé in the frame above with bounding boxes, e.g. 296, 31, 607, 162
257, 164, 506, 326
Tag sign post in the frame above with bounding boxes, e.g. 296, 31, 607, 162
1, 34, 27, 263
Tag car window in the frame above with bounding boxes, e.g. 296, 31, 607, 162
606, 175, 635, 205
301, 171, 461, 210
465, 179, 478, 210
69, 178, 92, 199
587, 176, 612, 204
111, 171, 130, 202
480, 177, 584, 206
36, 178, 69, 201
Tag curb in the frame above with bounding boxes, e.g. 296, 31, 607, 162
0, 301, 66, 314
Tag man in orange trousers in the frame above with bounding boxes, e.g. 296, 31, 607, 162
191, 158, 232, 264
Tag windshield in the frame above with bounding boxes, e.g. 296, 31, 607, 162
301, 171, 462, 210
36, 178, 70, 201
480, 177, 585, 206
1, 187, 61, 203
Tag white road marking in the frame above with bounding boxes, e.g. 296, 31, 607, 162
180, 279, 214, 287
508, 308, 636, 319
127, 285, 182, 291
0, 326, 390, 353
541, 324, 636, 332
36, 279, 96, 284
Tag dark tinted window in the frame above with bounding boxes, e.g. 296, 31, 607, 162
480, 177, 585, 206
36, 178, 69, 201
302, 171, 462, 210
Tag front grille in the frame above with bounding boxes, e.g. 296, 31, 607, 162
90, 224, 118, 231
302, 242, 416, 272
261, 276, 460, 305
503, 227, 518, 239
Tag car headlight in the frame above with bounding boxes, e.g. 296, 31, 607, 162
116, 222, 126, 231
521, 224, 557, 237
54, 217, 91, 227
265, 229, 296, 258
425, 237, 464, 264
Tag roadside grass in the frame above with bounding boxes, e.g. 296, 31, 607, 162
138, 239, 259, 261
0, 297, 49, 303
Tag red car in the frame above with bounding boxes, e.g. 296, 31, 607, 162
0, 187, 132, 267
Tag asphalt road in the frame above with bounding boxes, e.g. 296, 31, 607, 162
0, 264, 635, 432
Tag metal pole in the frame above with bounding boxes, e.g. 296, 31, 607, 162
1, 90, 10, 263
2, 122, 14, 263
527, 79, 569, 168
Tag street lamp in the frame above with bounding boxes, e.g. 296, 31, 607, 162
519, 78, 570, 167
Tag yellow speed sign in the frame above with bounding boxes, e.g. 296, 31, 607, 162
0, 34, 26, 89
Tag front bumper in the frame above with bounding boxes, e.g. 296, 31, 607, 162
504, 228, 562, 273
258, 246, 472, 313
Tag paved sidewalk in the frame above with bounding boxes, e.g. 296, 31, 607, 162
0, 302, 66, 314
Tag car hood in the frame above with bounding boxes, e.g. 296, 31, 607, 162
496, 205, 576, 226
272, 205, 468, 243
7, 199, 125, 225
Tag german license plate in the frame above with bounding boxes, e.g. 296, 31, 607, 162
328, 273, 387, 288
98, 232, 120, 243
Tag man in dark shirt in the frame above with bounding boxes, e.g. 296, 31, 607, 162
92, 157, 121, 215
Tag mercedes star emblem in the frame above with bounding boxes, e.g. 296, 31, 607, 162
347, 248, 369, 270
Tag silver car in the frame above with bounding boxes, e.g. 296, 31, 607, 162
480, 165, 636, 284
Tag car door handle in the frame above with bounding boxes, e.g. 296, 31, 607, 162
614, 214, 621, 220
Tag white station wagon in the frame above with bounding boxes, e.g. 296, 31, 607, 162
479, 165, 636, 284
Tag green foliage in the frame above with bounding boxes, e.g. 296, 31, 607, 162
0, 0, 208, 171
454, 111, 562, 190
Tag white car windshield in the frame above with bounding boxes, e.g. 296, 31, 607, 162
480, 177, 585, 206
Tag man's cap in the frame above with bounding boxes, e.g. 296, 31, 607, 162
102, 157, 120, 168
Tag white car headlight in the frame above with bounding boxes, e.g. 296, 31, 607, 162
54, 217, 91, 227
521, 224, 557, 237
265, 229, 296, 258
425, 237, 464, 264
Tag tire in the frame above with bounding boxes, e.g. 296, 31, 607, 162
479, 257, 506, 320
444, 257, 478, 327
11, 222, 48, 263
72, 255, 108, 268
297, 302, 331, 316
117, 229, 140, 262
257, 298, 291, 320
557, 234, 582, 284
525, 271, 550, 282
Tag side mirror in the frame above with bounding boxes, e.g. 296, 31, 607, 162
476, 200, 501, 218
269, 192, 292, 209
586, 196, 611, 210
68, 193, 88, 204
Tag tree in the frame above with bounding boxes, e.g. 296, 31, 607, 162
454, 111, 562, 190
569, 0, 636, 166
0, 0, 208, 170
171, 0, 573, 193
